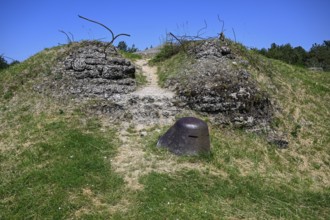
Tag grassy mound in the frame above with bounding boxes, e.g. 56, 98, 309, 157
0, 40, 329, 219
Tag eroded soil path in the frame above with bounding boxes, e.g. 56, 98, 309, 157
132, 59, 175, 99
112, 58, 179, 191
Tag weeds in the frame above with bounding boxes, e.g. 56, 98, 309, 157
153, 51, 191, 87
135, 70, 147, 87
150, 43, 182, 64
119, 51, 142, 61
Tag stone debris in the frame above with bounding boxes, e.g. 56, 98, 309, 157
36, 40, 288, 147
166, 39, 273, 131
50, 41, 136, 98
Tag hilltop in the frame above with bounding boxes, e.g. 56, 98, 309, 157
0, 39, 329, 219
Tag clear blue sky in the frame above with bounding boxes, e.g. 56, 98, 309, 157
1, 0, 329, 61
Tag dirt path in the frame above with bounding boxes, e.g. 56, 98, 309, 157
105, 58, 225, 215
110, 59, 222, 194
112, 58, 179, 190
132, 59, 174, 99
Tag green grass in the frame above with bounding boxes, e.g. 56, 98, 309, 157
0, 41, 127, 218
149, 43, 182, 64
124, 171, 329, 219
0, 45, 63, 101
119, 51, 142, 61
153, 51, 191, 87
116, 40, 329, 219
109, 124, 330, 219
1, 40, 329, 219
0, 113, 124, 219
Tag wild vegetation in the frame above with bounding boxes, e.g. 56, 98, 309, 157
253, 41, 330, 71
0, 55, 19, 71
0, 38, 329, 219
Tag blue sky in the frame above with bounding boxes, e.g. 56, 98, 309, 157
1, 0, 329, 61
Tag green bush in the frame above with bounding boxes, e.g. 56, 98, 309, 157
0, 55, 9, 70
151, 43, 181, 63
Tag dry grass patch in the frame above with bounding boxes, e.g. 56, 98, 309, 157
111, 125, 226, 191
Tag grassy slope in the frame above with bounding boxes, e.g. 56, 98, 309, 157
0, 45, 124, 218
1, 42, 329, 219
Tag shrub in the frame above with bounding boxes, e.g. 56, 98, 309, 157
0, 55, 9, 70
151, 43, 181, 63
